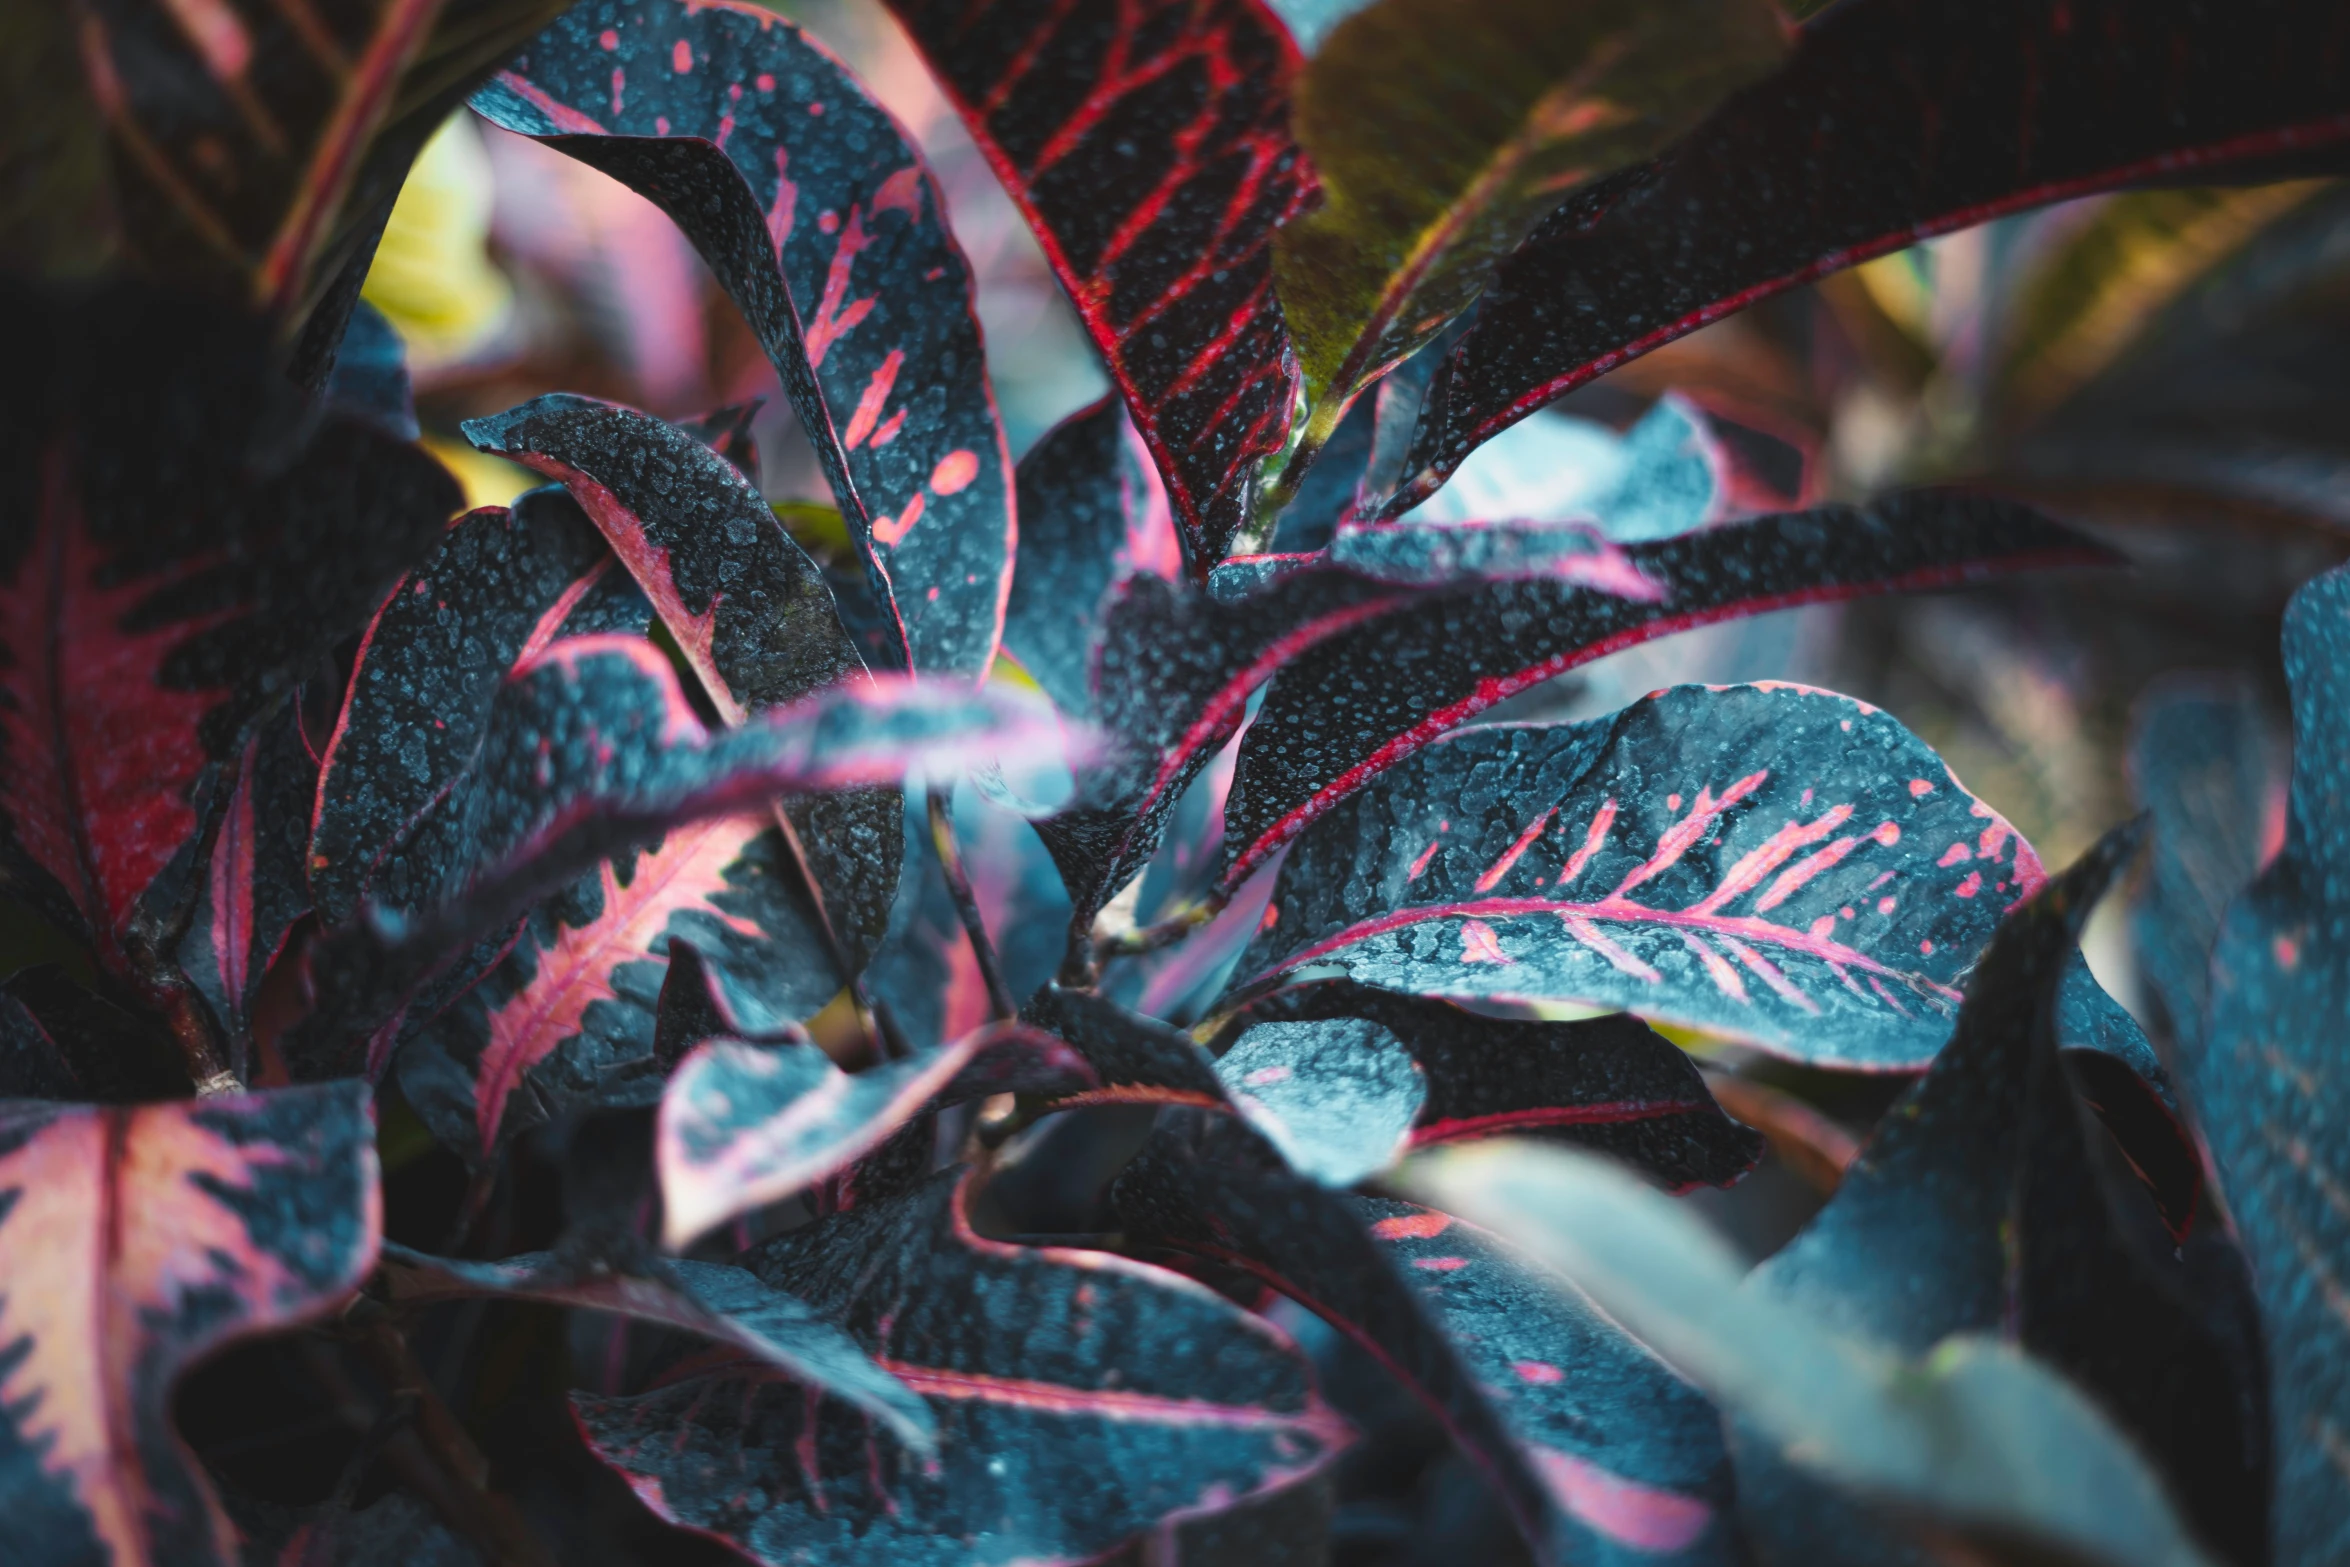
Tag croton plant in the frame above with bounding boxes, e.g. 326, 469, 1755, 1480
5, 0, 2350, 1564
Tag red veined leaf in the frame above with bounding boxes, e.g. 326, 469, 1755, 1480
1740, 827, 2265, 1567
73, 0, 568, 319
2169, 564, 2350, 1564
575, 1167, 1344, 1563
1220, 491, 2110, 892
1223, 983, 1762, 1191
1001, 396, 1181, 722
470, 0, 1013, 677
1113, 1112, 1739, 1567
1036, 515, 1664, 937
658, 1021, 1090, 1248
0, 1081, 379, 1567
397, 813, 839, 1162
0, 285, 457, 992
1388, 0, 2350, 512
310, 486, 650, 930
375, 1243, 933, 1447
174, 703, 316, 1064
1232, 682, 2053, 1066
882, 0, 1314, 572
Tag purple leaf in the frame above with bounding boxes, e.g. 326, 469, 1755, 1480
471, 0, 1013, 677
1231, 681, 2051, 1067
175, 703, 316, 1060
1221, 491, 2111, 889
1390, 0, 2350, 511
658, 1022, 1091, 1248
573, 1169, 1345, 1562
881, 0, 1316, 570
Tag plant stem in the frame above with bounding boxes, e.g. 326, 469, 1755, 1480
925, 783, 1016, 1021
1093, 893, 1227, 963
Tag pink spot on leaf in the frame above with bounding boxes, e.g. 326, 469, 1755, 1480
929, 449, 980, 496
599, 27, 619, 48
1407, 839, 1443, 880
1938, 842, 1972, 867
672, 38, 692, 72
756, 72, 775, 91
1872, 821, 1901, 846
1244, 1065, 1291, 1087
1414, 1256, 1471, 1272
1877, 896, 1896, 914
1372, 1212, 1451, 1240
1954, 871, 1982, 899
1531, 1449, 1712, 1553
1909, 778, 1935, 796
1460, 920, 1514, 965
1513, 1361, 1564, 1385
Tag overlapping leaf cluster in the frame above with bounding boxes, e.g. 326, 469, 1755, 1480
3, 2, 2348, 1565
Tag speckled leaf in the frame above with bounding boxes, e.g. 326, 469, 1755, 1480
1270, 0, 1786, 461
1234, 682, 2059, 1065
1114, 1112, 1738, 1566
1001, 396, 1180, 721
396, 814, 838, 1163
175, 703, 316, 1058
2193, 564, 2350, 1566
575, 1168, 1344, 1565
1222, 491, 2109, 889
375, 1243, 932, 1446
882, 0, 1314, 570
1408, 1141, 2222, 1567
0, 285, 456, 988
0, 1082, 380, 1567
658, 1021, 1088, 1248
310, 487, 651, 929
1225, 983, 1762, 1190
677, 399, 764, 487
1389, 0, 2350, 512
461, 393, 902, 961
472, 0, 1013, 676
1213, 1016, 1423, 1185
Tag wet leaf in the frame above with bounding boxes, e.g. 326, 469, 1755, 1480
1390, 0, 2350, 512
0, 1082, 380, 1567
1213, 1015, 1424, 1186
472, 0, 1013, 677
574, 1168, 1344, 1563
882, 0, 1315, 569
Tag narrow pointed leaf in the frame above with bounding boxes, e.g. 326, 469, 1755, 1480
375, 1243, 933, 1448
472, 0, 1013, 676
0, 286, 456, 983
1272, 0, 1786, 418
310, 487, 650, 929
882, 0, 1315, 569
1227, 983, 1762, 1190
575, 1169, 1345, 1564
1408, 1141, 2220, 1567
1234, 682, 2054, 1064
0, 1082, 380, 1567
1114, 1112, 1738, 1566
1390, 0, 2350, 510
659, 1023, 1091, 1248
175, 703, 317, 1054
1221, 492, 2109, 889
1001, 396, 1181, 721
2194, 563, 2350, 1565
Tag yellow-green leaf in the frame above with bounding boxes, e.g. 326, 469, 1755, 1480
1272, 0, 1788, 432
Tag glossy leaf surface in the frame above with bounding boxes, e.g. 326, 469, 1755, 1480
1234, 682, 2049, 1065
1213, 1016, 1423, 1185
473, 0, 1013, 676
575, 1169, 1344, 1565
1392, 0, 2350, 510
376, 1243, 932, 1446
0, 1082, 380, 1567
883, 0, 1314, 568
1410, 1140, 2219, 1567
1115, 1112, 1738, 1566
0, 286, 456, 984
2194, 564, 2350, 1565
658, 1022, 1091, 1247
1273, 0, 1785, 417
1222, 491, 2107, 888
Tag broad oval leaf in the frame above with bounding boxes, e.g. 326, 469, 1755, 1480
1214, 1016, 1425, 1185
881, 0, 1315, 569
0, 1082, 380, 1567
1270, 0, 1786, 462
1233, 682, 2051, 1064
0, 286, 456, 988
658, 1022, 1091, 1248
1409, 1140, 2221, 1567
1220, 491, 2108, 889
1389, 0, 2350, 512
2193, 563, 2350, 1565
575, 1168, 1345, 1564
472, 0, 1013, 677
